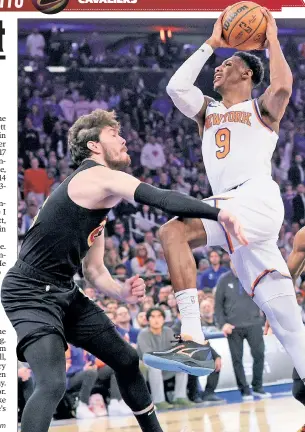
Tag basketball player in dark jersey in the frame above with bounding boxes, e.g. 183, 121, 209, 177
264, 227, 305, 431
1, 109, 246, 432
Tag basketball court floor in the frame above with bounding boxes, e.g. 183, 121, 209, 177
49, 397, 305, 432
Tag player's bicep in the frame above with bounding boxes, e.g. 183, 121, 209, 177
103, 170, 141, 202
82, 231, 106, 278
258, 85, 291, 123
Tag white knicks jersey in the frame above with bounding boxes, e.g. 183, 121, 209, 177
202, 99, 278, 195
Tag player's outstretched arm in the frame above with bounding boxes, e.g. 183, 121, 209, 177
82, 231, 146, 303
258, 8, 293, 124
166, 11, 229, 134
100, 168, 248, 245
287, 228, 305, 284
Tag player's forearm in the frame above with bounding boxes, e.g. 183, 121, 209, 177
166, 43, 213, 118
134, 183, 220, 221
83, 263, 123, 300
268, 39, 293, 92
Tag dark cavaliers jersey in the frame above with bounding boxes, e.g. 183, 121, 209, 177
19, 160, 110, 281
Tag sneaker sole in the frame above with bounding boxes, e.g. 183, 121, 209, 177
143, 354, 214, 376
252, 392, 271, 398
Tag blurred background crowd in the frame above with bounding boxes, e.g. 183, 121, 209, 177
17, 19, 305, 419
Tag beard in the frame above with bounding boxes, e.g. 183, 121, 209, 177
104, 150, 131, 171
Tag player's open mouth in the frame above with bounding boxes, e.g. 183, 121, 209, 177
214, 74, 222, 83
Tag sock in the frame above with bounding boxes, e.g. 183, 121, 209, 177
134, 404, 163, 432
175, 288, 205, 343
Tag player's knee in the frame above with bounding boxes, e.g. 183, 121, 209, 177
158, 219, 184, 245
120, 346, 140, 372
42, 376, 66, 402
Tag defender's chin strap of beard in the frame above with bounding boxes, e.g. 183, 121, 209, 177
166, 43, 214, 119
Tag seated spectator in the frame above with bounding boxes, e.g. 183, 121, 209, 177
66, 345, 98, 419
157, 286, 172, 304
200, 299, 218, 333
145, 258, 158, 276
135, 205, 156, 233
198, 251, 228, 290
137, 307, 193, 410
140, 135, 166, 170
155, 249, 168, 275
105, 300, 119, 313
111, 220, 129, 249
18, 362, 34, 421
104, 248, 122, 274
23, 157, 50, 207
293, 183, 305, 225
196, 258, 210, 287
143, 231, 159, 259
135, 311, 148, 329
130, 243, 148, 275
116, 305, 139, 345
20, 199, 39, 235
113, 263, 128, 280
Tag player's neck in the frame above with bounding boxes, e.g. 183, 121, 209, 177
87, 155, 108, 167
221, 88, 252, 109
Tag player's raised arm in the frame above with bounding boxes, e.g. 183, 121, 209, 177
258, 8, 293, 126
166, 11, 230, 134
287, 228, 305, 284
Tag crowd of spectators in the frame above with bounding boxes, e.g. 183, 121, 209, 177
17, 27, 305, 419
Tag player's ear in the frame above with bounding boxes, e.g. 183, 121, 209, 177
87, 140, 100, 152
241, 68, 253, 81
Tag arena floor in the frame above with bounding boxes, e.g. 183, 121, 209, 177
49, 397, 305, 432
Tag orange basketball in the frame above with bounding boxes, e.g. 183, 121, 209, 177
222, 1, 267, 51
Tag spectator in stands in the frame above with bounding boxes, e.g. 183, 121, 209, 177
215, 262, 269, 400
198, 250, 228, 290
18, 361, 34, 421
26, 28, 45, 58
19, 117, 40, 159
134, 205, 156, 233
155, 248, 168, 274
137, 307, 193, 410
20, 199, 38, 235
293, 183, 305, 225
59, 91, 75, 124
136, 311, 148, 329
200, 299, 218, 333
288, 154, 305, 187
23, 157, 50, 206
111, 220, 129, 249
114, 263, 128, 280
65, 345, 98, 419
90, 91, 109, 111
140, 135, 166, 170
116, 305, 139, 345
130, 243, 148, 275
75, 92, 91, 118
105, 300, 119, 313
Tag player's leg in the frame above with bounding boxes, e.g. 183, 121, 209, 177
65, 292, 163, 432
158, 217, 207, 343
20, 334, 67, 432
255, 275, 305, 381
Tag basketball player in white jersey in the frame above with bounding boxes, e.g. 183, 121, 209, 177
143, 8, 305, 385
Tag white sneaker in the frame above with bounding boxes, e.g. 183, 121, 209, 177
242, 394, 254, 402
76, 401, 96, 419
252, 389, 272, 399
108, 399, 132, 416
119, 399, 132, 415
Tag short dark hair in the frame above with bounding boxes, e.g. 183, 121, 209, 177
146, 307, 165, 321
115, 264, 126, 271
233, 52, 264, 87
68, 109, 120, 166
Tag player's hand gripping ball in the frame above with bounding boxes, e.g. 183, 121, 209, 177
222, 1, 267, 50
32, 0, 69, 14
